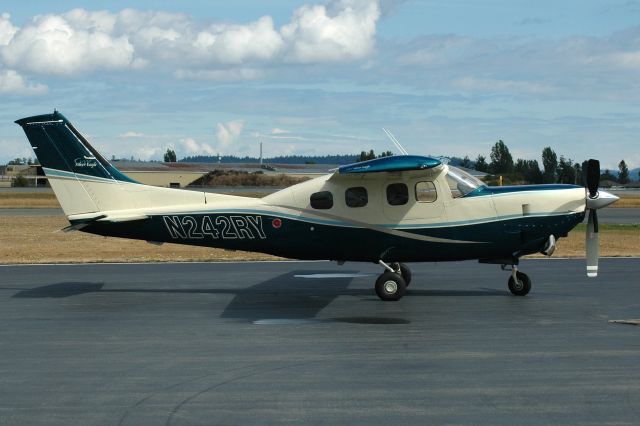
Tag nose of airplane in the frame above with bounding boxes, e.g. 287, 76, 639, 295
586, 190, 619, 209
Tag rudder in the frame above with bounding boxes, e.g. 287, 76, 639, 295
15, 111, 138, 215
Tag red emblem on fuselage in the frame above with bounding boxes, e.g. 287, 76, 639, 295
272, 218, 282, 229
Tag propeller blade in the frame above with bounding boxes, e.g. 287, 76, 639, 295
585, 159, 600, 198
586, 209, 599, 277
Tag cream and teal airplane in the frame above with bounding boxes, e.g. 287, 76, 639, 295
16, 111, 619, 301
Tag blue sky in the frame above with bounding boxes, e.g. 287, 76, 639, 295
1, 0, 639, 171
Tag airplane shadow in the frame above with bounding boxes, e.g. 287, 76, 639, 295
8, 271, 509, 321
12, 282, 105, 298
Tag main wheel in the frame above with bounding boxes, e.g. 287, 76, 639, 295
375, 272, 407, 301
508, 271, 531, 296
390, 262, 412, 286
399, 263, 412, 286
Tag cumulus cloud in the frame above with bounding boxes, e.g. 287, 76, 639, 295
0, 69, 47, 95
181, 137, 216, 155
1, 11, 136, 75
281, 0, 380, 62
132, 145, 165, 161
0, 1, 380, 79
0, 13, 17, 45
216, 120, 244, 152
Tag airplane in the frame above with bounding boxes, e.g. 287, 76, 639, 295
15, 111, 619, 301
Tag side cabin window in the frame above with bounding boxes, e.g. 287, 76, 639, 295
345, 186, 368, 208
386, 183, 408, 206
415, 181, 437, 202
310, 191, 333, 209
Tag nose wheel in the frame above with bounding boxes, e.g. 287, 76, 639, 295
375, 261, 411, 301
507, 267, 531, 296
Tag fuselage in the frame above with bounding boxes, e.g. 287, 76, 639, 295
79, 165, 586, 263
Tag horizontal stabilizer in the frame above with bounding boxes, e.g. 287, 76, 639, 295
68, 212, 149, 223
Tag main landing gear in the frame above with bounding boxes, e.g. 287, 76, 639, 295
505, 264, 531, 296
375, 261, 412, 301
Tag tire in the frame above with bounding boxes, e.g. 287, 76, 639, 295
375, 272, 407, 301
390, 262, 412, 286
399, 263, 412, 286
508, 271, 531, 296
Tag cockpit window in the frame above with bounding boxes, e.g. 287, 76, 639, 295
445, 166, 484, 198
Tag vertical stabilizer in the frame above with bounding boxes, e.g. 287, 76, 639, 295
15, 111, 137, 215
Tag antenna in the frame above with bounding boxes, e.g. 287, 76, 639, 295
382, 128, 409, 155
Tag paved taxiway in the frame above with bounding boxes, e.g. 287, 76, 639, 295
0, 207, 638, 223
1, 259, 639, 425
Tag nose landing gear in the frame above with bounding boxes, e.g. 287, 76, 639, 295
375, 261, 412, 301
506, 265, 531, 296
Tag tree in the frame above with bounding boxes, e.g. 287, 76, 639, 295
358, 150, 379, 161
461, 155, 471, 168
600, 169, 617, 183
514, 159, 543, 184
557, 156, 576, 184
378, 150, 394, 158
618, 160, 629, 184
573, 162, 582, 185
164, 148, 177, 162
474, 155, 489, 172
541, 147, 557, 183
489, 140, 514, 174
12, 175, 28, 187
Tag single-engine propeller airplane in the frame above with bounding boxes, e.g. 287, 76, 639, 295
16, 111, 619, 300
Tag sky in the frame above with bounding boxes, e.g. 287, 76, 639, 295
1, 0, 639, 171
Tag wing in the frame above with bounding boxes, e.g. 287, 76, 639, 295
330, 155, 442, 179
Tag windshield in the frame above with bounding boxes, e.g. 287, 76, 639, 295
445, 166, 484, 198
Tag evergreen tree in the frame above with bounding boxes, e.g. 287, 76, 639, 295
461, 155, 471, 168
164, 148, 177, 162
474, 155, 488, 172
557, 156, 576, 184
573, 162, 582, 185
600, 169, 617, 182
359, 150, 377, 161
489, 140, 514, 174
618, 159, 629, 184
514, 158, 543, 184
542, 147, 557, 183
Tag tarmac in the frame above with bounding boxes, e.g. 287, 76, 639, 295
1, 259, 639, 425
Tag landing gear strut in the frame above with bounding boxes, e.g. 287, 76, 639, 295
375, 261, 411, 301
506, 265, 531, 296
391, 262, 412, 286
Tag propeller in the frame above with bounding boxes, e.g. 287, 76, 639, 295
584, 159, 600, 277
583, 159, 619, 277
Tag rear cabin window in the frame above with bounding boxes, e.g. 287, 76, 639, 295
345, 186, 368, 207
310, 191, 333, 209
386, 183, 409, 206
415, 181, 437, 202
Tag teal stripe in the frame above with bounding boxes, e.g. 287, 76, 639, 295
44, 167, 117, 184
156, 208, 583, 230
